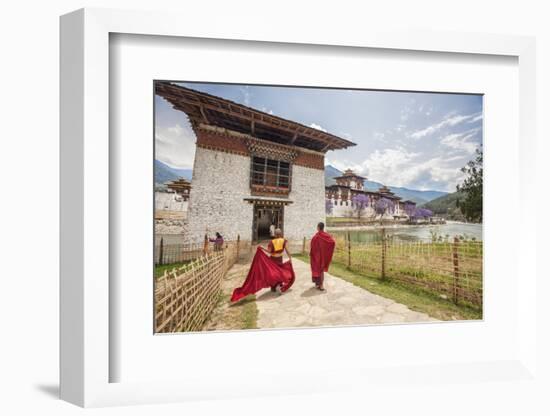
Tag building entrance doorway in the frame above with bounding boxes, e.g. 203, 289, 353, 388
252, 204, 284, 242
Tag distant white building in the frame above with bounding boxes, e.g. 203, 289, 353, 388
155, 189, 188, 213
326, 169, 416, 220
155, 178, 191, 218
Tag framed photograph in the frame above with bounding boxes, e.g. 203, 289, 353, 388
153, 80, 482, 334
60, 7, 538, 408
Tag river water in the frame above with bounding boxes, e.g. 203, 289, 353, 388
332, 222, 483, 243
157, 222, 483, 245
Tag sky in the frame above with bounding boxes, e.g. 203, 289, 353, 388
155, 82, 482, 193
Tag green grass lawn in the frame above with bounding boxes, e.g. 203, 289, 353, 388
326, 217, 368, 225
236, 295, 258, 329
294, 254, 481, 321
154, 262, 190, 278
208, 291, 258, 331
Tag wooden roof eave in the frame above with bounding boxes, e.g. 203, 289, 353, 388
156, 82, 356, 151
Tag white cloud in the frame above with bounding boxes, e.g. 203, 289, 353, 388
330, 146, 470, 192
325, 157, 363, 174
370, 151, 466, 191
408, 157, 467, 191
373, 132, 385, 141
155, 120, 196, 169
309, 123, 327, 132
468, 113, 483, 123
400, 106, 413, 122
440, 129, 480, 154
409, 112, 480, 139
338, 132, 354, 141
239, 86, 251, 106
361, 148, 417, 182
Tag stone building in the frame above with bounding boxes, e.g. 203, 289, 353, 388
155, 178, 191, 215
155, 82, 355, 243
325, 169, 416, 219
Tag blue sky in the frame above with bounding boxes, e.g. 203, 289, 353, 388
155, 82, 482, 192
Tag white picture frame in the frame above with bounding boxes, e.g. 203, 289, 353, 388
60, 7, 538, 408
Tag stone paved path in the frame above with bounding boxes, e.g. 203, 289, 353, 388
255, 257, 436, 329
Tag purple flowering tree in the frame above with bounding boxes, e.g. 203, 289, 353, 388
404, 202, 416, 217
351, 194, 369, 220
413, 208, 433, 219
325, 199, 334, 216
374, 198, 395, 220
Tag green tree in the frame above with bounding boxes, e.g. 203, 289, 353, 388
456, 147, 483, 222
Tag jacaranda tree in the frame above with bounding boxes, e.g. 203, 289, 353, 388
374, 198, 395, 220
351, 194, 370, 220
404, 201, 416, 217
413, 208, 433, 219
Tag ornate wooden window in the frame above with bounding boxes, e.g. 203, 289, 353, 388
250, 156, 291, 195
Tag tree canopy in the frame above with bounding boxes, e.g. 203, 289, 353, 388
456, 147, 483, 223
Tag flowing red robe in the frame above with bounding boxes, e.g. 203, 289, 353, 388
310, 231, 336, 279
231, 247, 295, 302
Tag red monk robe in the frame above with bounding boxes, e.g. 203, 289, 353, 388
231, 247, 295, 302
310, 230, 336, 288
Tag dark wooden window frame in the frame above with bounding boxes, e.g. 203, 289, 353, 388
250, 155, 292, 193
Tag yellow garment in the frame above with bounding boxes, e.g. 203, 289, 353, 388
271, 238, 285, 256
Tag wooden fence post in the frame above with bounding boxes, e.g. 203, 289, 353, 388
236, 234, 240, 260
347, 230, 351, 269
302, 236, 306, 255
159, 237, 164, 265
203, 234, 208, 255
381, 228, 386, 279
452, 236, 460, 304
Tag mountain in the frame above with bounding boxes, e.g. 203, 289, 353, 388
324, 165, 343, 185
382, 186, 446, 205
155, 160, 192, 185
324, 165, 447, 205
420, 191, 465, 219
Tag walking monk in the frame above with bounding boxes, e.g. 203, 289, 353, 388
230, 228, 295, 302
310, 222, 336, 291
264, 228, 292, 292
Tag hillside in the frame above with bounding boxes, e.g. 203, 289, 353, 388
324, 165, 447, 204
420, 191, 466, 219
155, 160, 192, 185
324, 165, 342, 185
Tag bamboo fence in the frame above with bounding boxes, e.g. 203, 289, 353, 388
331, 230, 483, 307
155, 238, 247, 333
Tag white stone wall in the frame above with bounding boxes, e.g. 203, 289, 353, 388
330, 198, 355, 217
185, 148, 253, 244
328, 197, 399, 219
155, 218, 186, 234
155, 191, 188, 212
285, 165, 325, 241
185, 148, 326, 244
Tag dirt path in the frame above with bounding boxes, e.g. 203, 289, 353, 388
203, 261, 255, 331
255, 257, 436, 328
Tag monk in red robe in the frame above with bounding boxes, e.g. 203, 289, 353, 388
264, 228, 291, 293
231, 229, 295, 302
310, 222, 335, 291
